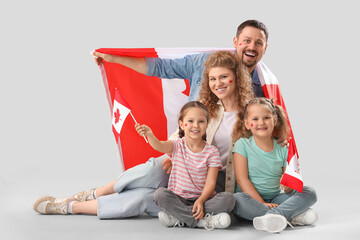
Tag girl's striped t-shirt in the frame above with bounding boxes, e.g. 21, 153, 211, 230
168, 137, 222, 199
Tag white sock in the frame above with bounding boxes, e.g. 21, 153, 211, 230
67, 201, 75, 214
93, 189, 97, 199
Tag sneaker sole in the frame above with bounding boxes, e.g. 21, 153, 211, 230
253, 214, 287, 233
33, 195, 53, 214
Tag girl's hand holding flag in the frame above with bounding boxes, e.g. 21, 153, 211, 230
135, 123, 154, 138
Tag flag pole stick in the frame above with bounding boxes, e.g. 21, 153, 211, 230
130, 112, 149, 143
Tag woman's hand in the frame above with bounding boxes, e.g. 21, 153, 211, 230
162, 158, 173, 174
192, 199, 205, 220
263, 202, 279, 209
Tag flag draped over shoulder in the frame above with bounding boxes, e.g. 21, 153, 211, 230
256, 61, 303, 192
96, 48, 302, 192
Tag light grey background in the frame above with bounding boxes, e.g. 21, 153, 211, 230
1, 0, 359, 239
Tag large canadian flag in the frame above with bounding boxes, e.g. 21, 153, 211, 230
96, 48, 302, 193
256, 61, 303, 192
97, 48, 212, 170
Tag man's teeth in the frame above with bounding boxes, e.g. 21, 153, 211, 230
245, 52, 256, 57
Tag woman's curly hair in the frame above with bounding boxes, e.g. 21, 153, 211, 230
198, 51, 254, 142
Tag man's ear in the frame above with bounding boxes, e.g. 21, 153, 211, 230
233, 37, 238, 48
263, 43, 268, 55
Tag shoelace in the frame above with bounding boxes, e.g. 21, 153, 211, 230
74, 189, 95, 201
173, 220, 185, 228
204, 213, 215, 231
49, 201, 67, 214
286, 220, 294, 229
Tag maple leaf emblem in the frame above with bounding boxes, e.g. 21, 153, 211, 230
114, 108, 121, 124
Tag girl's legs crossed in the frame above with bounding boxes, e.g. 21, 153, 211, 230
153, 187, 195, 226
234, 186, 317, 220
233, 192, 270, 220
203, 192, 235, 215
268, 186, 317, 219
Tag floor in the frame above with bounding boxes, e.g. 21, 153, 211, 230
2, 175, 359, 240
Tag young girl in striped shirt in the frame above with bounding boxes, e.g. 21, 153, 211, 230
135, 101, 235, 230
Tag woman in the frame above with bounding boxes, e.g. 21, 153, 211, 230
33, 51, 254, 219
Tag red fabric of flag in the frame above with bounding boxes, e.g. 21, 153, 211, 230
280, 138, 303, 192
98, 48, 168, 170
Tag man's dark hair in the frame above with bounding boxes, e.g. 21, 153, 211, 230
236, 20, 269, 42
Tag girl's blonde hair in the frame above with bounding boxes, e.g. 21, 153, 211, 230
198, 51, 254, 142
233, 97, 289, 141
178, 101, 209, 141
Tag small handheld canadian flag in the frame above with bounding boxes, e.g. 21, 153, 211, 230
280, 138, 303, 192
112, 88, 148, 144
112, 89, 132, 142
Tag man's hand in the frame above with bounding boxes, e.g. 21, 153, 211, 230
92, 51, 115, 66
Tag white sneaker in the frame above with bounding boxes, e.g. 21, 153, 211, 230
253, 214, 288, 233
73, 188, 96, 202
203, 212, 231, 230
33, 196, 76, 214
158, 211, 184, 227
290, 208, 318, 226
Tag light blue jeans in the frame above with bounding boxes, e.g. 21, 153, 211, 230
97, 155, 169, 219
96, 154, 227, 219
233, 186, 317, 220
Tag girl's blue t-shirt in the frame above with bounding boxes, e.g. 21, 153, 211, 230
232, 136, 288, 200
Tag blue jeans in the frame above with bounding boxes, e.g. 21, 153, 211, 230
97, 155, 169, 219
96, 154, 227, 219
233, 186, 317, 220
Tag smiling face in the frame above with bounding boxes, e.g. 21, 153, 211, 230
179, 107, 208, 141
233, 26, 268, 72
245, 104, 277, 139
208, 67, 236, 102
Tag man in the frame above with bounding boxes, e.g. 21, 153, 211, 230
93, 19, 268, 100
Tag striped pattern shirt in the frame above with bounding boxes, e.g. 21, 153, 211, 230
168, 137, 222, 199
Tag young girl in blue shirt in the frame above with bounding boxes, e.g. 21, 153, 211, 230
232, 98, 318, 233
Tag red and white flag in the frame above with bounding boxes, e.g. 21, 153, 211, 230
112, 89, 132, 143
257, 61, 303, 192
280, 138, 303, 192
96, 48, 300, 182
